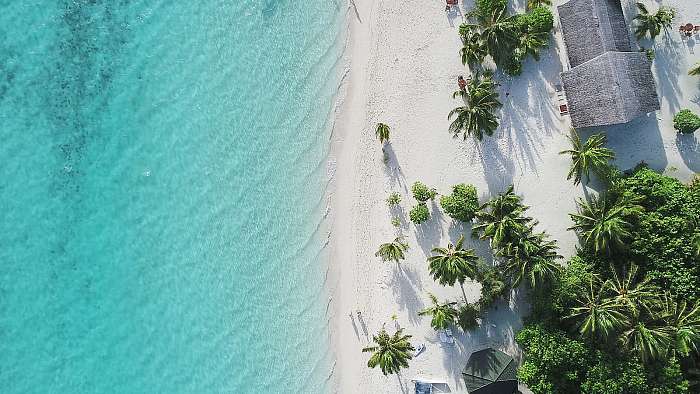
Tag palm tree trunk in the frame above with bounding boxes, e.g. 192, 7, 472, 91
460, 282, 468, 304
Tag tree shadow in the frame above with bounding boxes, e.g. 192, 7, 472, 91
653, 35, 684, 113
477, 137, 516, 196
390, 263, 424, 325
676, 132, 700, 172
414, 201, 447, 255
445, 4, 464, 28
383, 143, 408, 191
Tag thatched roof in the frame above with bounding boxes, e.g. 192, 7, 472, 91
558, 0, 632, 67
561, 51, 660, 128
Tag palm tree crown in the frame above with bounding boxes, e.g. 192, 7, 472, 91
472, 185, 533, 248
428, 235, 479, 302
633, 2, 675, 40
568, 194, 641, 254
418, 293, 458, 330
448, 71, 502, 141
690, 62, 700, 76
559, 131, 615, 185
375, 123, 391, 144
375, 236, 409, 263
567, 277, 628, 341
362, 328, 415, 375
501, 230, 562, 289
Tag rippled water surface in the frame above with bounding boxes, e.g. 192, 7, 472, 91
0, 1, 343, 392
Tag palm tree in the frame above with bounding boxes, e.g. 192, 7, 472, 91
375, 236, 409, 263
607, 264, 658, 315
620, 320, 672, 362
375, 123, 391, 144
517, 30, 549, 61
633, 2, 675, 40
362, 328, 415, 375
567, 277, 628, 341
501, 230, 563, 289
662, 296, 700, 357
459, 29, 487, 68
569, 194, 642, 254
479, 8, 519, 66
427, 235, 479, 302
418, 293, 458, 330
559, 131, 615, 185
472, 185, 533, 248
692, 233, 700, 257
448, 71, 502, 141
690, 63, 700, 76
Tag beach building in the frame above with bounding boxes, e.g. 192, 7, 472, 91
557, 0, 660, 128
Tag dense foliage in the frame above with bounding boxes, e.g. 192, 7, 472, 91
440, 183, 480, 222
410, 203, 430, 224
386, 192, 401, 206
673, 109, 700, 134
448, 71, 502, 140
475, 0, 507, 19
411, 181, 437, 202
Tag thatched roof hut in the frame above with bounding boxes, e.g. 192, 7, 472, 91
558, 0, 632, 67
561, 52, 660, 128
557, 0, 660, 128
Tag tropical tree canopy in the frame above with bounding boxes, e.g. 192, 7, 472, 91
568, 194, 642, 255
632, 2, 675, 40
501, 229, 563, 289
375, 122, 390, 144
362, 328, 415, 375
418, 293, 458, 330
567, 277, 628, 341
428, 235, 479, 302
559, 131, 615, 185
690, 62, 700, 76
472, 185, 533, 248
448, 70, 502, 141
375, 236, 409, 263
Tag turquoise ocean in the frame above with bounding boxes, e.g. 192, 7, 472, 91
0, 1, 344, 392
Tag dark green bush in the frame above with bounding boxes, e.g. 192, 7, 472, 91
409, 203, 430, 224
475, 262, 508, 308
673, 109, 700, 133
457, 303, 480, 331
525, 6, 554, 33
440, 183, 479, 222
411, 181, 437, 202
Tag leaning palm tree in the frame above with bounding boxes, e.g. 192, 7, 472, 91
501, 230, 563, 289
448, 71, 502, 141
362, 328, 415, 375
375, 236, 409, 263
472, 185, 533, 248
633, 2, 675, 40
418, 293, 458, 330
567, 277, 628, 341
559, 131, 615, 185
479, 8, 520, 66
375, 123, 391, 144
690, 63, 700, 76
568, 194, 640, 254
427, 235, 479, 302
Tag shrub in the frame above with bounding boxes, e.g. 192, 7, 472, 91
525, 6, 554, 33
386, 192, 401, 206
673, 109, 700, 134
476, 0, 507, 19
409, 203, 430, 224
391, 217, 401, 227
503, 55, 523, 76
475, 262, 508, 308
516, 325, 593, 394
440, 183, 479, 222
457, 303, 480, 331
411, 181, 436, 202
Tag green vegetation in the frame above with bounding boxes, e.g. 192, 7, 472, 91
559, 131, 615, 186
419, 293, 458, 330
391, 217, 401, 227
375, 236, 409, 263
516, 165, 700, 393
448, 71, 502, 141
427, 235, 478, 302
375, 122, 391, 144
633, 2, 675, 41
457, 303, 480, 330
409, 203, 430, 224
472, 185, 532, 248
362, 328, 414, 375
690, 62, 700, 76
673, 109, 700, 134
411, 181, 437, 202
439, 183, 479, 222
475, 0, 506, 19
526, 0, 551, 10
386, 192, 402, 206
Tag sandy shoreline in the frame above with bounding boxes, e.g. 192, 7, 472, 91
327, 0, 699, 392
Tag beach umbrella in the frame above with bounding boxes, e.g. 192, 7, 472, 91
462, 348, 518, 394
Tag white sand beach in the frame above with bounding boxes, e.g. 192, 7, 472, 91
328, 0, 699, 392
